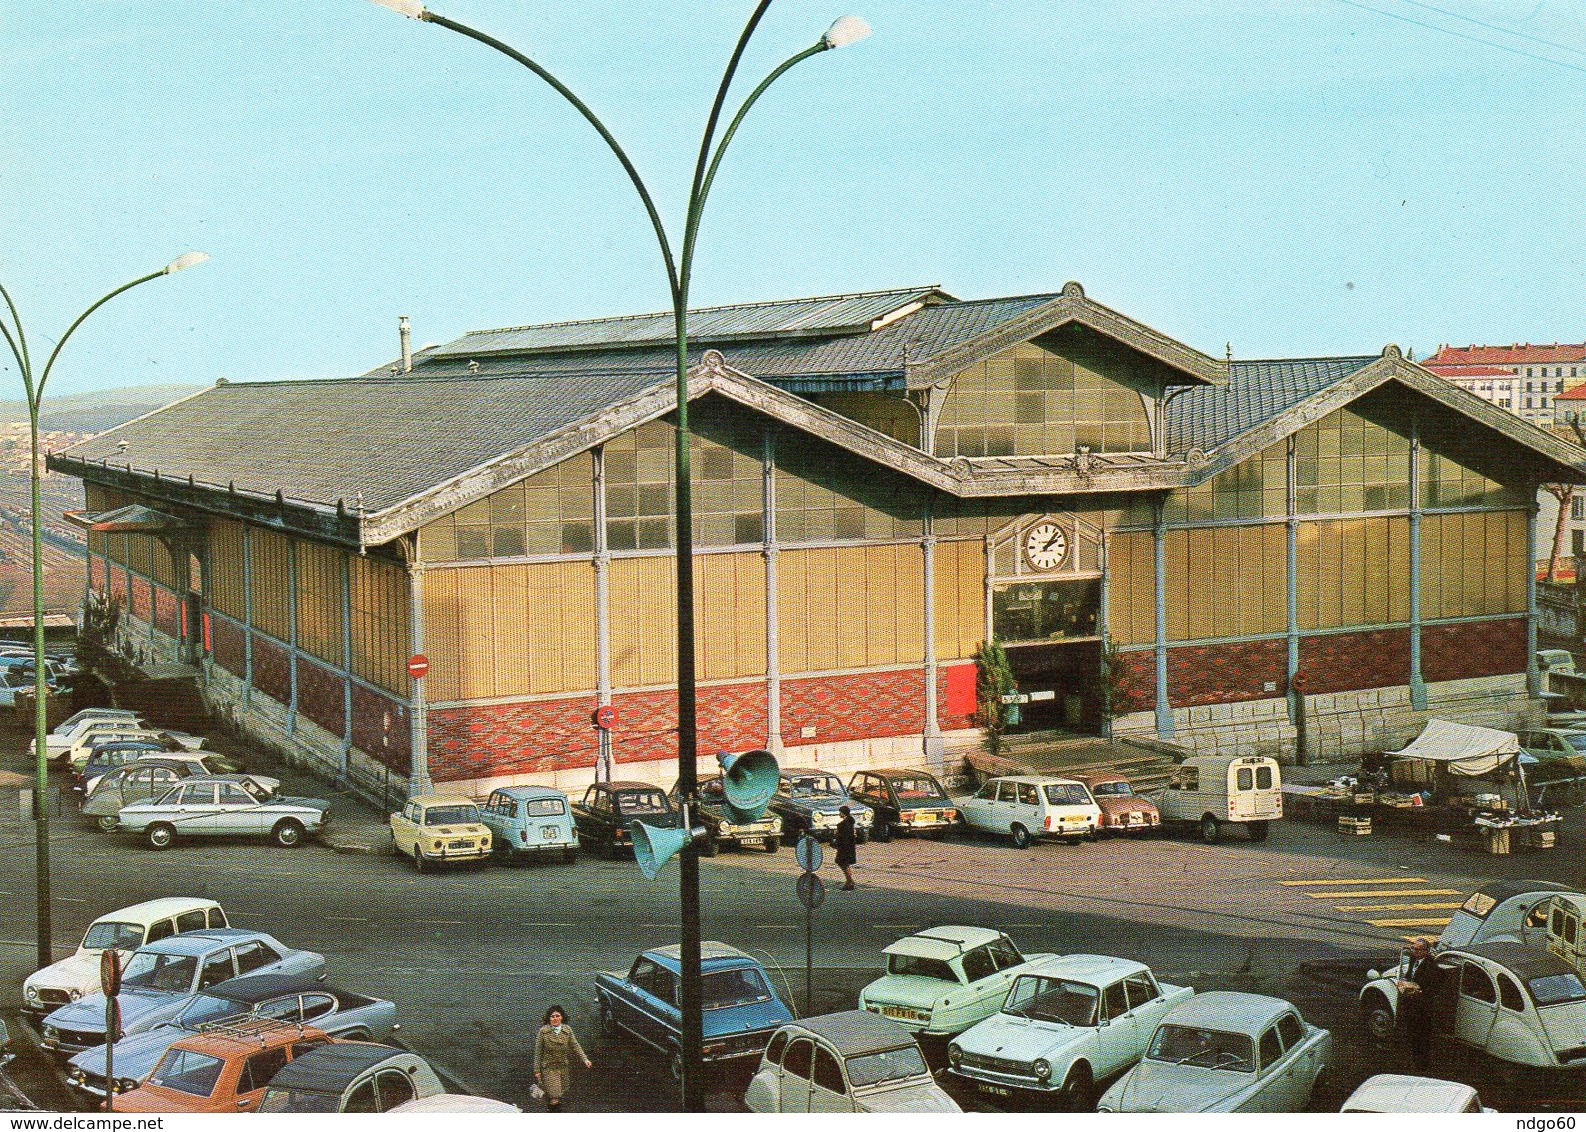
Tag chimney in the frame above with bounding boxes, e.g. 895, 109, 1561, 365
399, 316, 412, 374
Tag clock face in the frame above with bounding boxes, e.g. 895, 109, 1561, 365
1024, 521, 1068, 570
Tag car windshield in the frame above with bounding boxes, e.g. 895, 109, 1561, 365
82, 921, 144, 951
1003, 976, 1099, 1026
701, 967, 772, 1009
1529, 972, 1586, 1006
887, 954, 959, 982
888, 776, 946, 802
424, 805, 480, 825
1045, 784, 1092, 805
789, 775, 843, 798
846, 1044, 929, 1088
524, 798, 566, 817
122, 952, 198, 993
616, 791, 670, 816
1146, 1024, 1256, 1071
1564, 735, 1586, 753
259, 1088, 340, 1113
148, 1048, 225, 1097
173, 994, 248, 1027
1088, 781, 1133, 797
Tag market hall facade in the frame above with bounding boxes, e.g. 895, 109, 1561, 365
50, 283, 1586, 798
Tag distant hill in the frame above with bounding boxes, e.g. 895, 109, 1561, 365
0, 384, 206, 433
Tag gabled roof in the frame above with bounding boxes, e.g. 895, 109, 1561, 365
1426, 343, 1586, 367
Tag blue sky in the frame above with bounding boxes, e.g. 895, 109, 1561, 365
3, 0, 1585, 396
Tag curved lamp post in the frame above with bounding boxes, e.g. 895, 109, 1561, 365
0, 251, 208, 969
365, 0, 868, 1109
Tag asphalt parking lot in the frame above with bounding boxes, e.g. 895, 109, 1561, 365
2, 715, 1585, 1112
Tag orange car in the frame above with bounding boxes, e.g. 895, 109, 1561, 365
113, 1019, 330, 1113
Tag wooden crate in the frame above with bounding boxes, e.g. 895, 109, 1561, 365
1338, 815, 1372, 835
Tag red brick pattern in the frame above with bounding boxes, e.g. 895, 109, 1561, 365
351, 682, 409, 773
89, 557, 106, 592
1113, 650, 1157, 715
1299, 628, 1411, 694
212, 617, 246, 678
296, 656, 345, 739
253, 636, 291, 706
781, 669, 925, 749
1423, 618, 1527, 684
153, 586, 182, 638
1166, 638, 1290, 707
130, 576, 151, 621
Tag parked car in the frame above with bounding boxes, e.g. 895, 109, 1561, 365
770, 769, 873, 845
479, 785, 577, 864
117, 775, 330, 849
955, 775, 1101, 848
846, 769, 958, 841
672, 775, 782, 856
67, 971, 398, 1100
1538, 649, 1578, 678
1340, 1074, 1490, 1113
1072, 772, 1161, 836
859, 926, 1054, 1036
573, 780, 679, 859
1358, 941, 1586, 1069
52, 707, 141, 732
596, 942, 794, 1080
745, 1011, 960, 1112
22, 898, 227, 1019
1517, 729, 1586, 776
112, 1019, 332, 1112
68, 727, 206, 771
388, 1094, 520, 1112
39, 929, 325, 1055
0, 666, 40, 708
1439, 879, 1578, 950
948, 955, 1194, 1107
1097, 991, 1331, 1113
82, 760, 202, 830
76, 740, 176, 793
389, 793, 493, 871
1544, 892, 1586, 979
257, 1042, 444, 1112
35, 715, 160, 764
1154, 755, 1281, 843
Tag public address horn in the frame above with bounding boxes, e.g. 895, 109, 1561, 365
631, 748, 780, 878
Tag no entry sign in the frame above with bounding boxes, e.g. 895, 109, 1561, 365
407, 654, 430, 680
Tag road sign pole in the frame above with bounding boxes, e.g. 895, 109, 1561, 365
805, 899, 813, 1017
794, 833, 824, 1018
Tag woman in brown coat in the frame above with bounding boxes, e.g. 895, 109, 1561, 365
533, 1005, 591, 1111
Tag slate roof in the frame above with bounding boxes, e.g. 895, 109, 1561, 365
1163, 356, 1378, 453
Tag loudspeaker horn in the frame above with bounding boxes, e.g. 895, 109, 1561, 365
631, 821, 704, 880
717, 748, 780, 824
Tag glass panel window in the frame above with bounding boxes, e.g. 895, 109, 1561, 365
993, 579, 1100, 642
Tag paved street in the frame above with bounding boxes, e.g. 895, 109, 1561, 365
2, 725, 1584, 1111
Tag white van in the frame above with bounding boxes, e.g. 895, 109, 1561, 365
1156, 754, 1282, 843
1546, 893, 1586, 978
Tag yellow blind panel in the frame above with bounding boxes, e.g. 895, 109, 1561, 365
209, 522, 245, 619
128, 533, 154, 579
421, 568, 461, 703
610, 557, 676, 688
778, 548, 842, 674
890, 543, 926, 664
1420, 515, 1444, 620
294, 542, 345, 666
1261, 524, 1288, 635
935, 539, 987, 661
835, 548, 870, 670
693, 553, 767, 681
1505, 511, 1528, 612
1389, 516, 1412, 623
250, 530, 292, 640
85, 484, 110, 510
151, 537, 183, 589
349, 555, 411, 694
776, 551, 808, 675
489, 567, 531, 696
555, 562, 598, 692
449, 566, 496, 700
1104, 530, 1151, 647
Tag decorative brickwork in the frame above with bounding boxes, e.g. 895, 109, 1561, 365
153, 585, 182, 638
781, 669, 925, 748
1423, 618, 1527, 684
253, 636, 292, 707
211, 617, 246, 678
1299, 628, 1411, 694
351, 682, 409, 773
1164, 638, 1290, 707
296, 656, 345, 739
130, 576, 151, 621
1113, 649, 1156, 714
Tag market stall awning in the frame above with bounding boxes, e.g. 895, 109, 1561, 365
1388, 718, 1520, 777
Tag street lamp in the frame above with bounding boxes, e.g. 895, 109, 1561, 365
0, 252, 208, 969
364, 0, 868, 1110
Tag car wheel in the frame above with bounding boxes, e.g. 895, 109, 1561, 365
764, 836, 780, 853
271, 819, 305, 848
563, 847, 578, 864
413, 847, 428, 873
854, 828, 867, 846
700, 833, 720, 858
1200, 815, 1221, 844
1010, 823, 1032, 850
96, 815, 118, 833
391, 831, 403, 856
145, 822, 176, 850
874, 821, 893, 844
599, 998, 620, 1040
1359, 992, 1395, 1042
1058, 1063, 1094, 1112
1247, 820, 1269, 843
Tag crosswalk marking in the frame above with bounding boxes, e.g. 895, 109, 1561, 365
1280, 877, 1427, 886
1334, 902, 1464, 912
1307, 888, 1460, 899
1366, 916, 1455, 928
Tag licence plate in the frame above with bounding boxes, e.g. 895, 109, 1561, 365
978, 1084, 1013, 1098
879, 1005, 927, 1022
541, 826, 558, 839
740, 837, 764, 848
915, 815, 940, 825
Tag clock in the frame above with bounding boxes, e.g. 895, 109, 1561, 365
1024, 521, 1068, 571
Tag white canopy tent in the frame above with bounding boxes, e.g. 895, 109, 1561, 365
1387, 719, 1521, 777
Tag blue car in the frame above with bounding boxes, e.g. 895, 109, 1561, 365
771, 768, 874, 845
595, 942, 794, 1080
480, 785, 578, 864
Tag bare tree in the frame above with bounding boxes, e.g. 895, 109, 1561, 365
1543, 416, 1586, 583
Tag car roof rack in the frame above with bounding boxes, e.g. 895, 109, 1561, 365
194, 1016, 309, 1045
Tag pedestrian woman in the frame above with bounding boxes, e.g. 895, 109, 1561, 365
835, 804, 858, 890
533, 1005, 591, 1112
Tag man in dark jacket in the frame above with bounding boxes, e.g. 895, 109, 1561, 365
1398, 937, 1446, 1070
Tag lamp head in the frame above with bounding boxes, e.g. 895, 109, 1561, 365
368, 0, 427, 18
821, 15, 871, 49
163, 252, 209, 276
